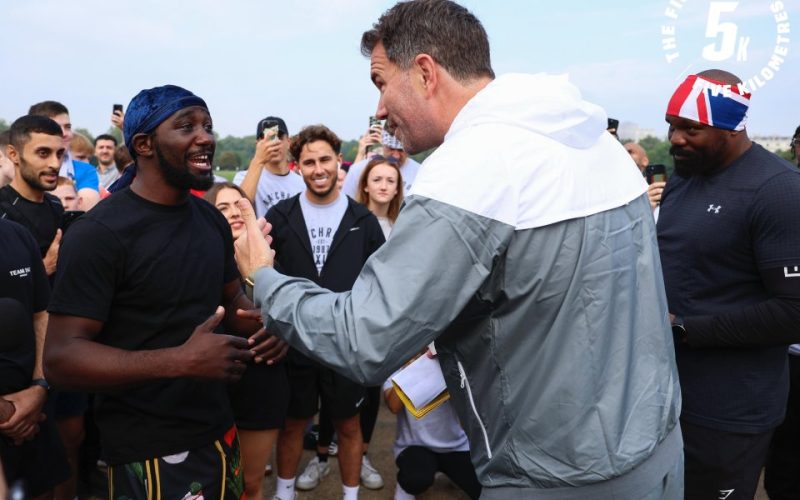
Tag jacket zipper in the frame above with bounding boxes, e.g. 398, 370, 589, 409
457, 360, 493, 459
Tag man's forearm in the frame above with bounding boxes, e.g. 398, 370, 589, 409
45, 337, 184, 391
239, 161, 262, 203
32, 311, 47, 379
686, 297, 800, 348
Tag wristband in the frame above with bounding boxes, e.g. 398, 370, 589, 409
30, 378, 51, 393
671, 316, 688, 345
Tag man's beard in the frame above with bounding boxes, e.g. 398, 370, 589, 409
670, 146, 721, 177
19, 158, 57, 192
155, 146, 213, 191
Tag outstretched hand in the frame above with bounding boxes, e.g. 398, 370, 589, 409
179, 306, 253, 381
234, 198, 275, 281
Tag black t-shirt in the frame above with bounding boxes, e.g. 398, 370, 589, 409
0, 219, 50, 394
0, 185, 63, 256
48, 188, 240, 464
658, 143, 800, 433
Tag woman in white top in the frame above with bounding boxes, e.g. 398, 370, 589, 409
356, 156, 404, 239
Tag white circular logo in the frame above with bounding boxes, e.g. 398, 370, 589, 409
661, 1, 791, 92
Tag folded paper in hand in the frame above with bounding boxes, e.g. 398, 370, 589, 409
391, 355, 450, 419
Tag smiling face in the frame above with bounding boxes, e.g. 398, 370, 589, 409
370, 43, 439, 155
298, 140, 340, 204
214, 187, 245, 239
364, 162, 399, 207
95, 139, 116, 166
151, 106, 215, 191
8, 132, 65, 192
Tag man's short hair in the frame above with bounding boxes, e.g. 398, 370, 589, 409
71, 133, 94, 157
290, 125, 341, 161
361, 0, 494, 83
94, 134, 118, 146
9, 115, 63, 149
28, 100, 69, 118
0, 130, 10, 150
57, 176, 77, 190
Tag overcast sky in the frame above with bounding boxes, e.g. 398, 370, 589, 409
1, 0, 796, 140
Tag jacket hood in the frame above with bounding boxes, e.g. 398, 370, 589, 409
447, 73, 608, 149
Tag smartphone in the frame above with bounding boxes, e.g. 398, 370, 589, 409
366, 116, 382, 153
113, 104, 123, 114
645, 164, 668, 184
257, 119, 281, 141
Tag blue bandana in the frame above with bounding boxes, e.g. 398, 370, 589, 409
123, 85, 207, 150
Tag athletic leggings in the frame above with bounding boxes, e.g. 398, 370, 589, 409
396, 446, 481, 499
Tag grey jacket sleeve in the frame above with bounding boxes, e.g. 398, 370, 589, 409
253, 196, 515, 385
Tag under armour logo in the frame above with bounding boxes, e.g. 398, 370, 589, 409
719, 489, 734, 500
707, 204, 722, 214
785, 266, 800, 278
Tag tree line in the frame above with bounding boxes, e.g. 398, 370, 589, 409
0, 119, 792, 171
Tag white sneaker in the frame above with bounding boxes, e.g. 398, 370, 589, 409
360, 455, 384, 490
296, 456, 330, 490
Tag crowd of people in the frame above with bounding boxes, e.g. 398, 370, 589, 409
2, 1, 800, 499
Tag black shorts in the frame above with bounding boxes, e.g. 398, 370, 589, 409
0, 400, 70, 496
286, 350, 365, 421
682, 418, 774, 500
229, 360, 289, 430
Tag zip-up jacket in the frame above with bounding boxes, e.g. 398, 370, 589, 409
254, 74, 682, 498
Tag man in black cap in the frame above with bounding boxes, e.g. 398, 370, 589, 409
235, 116, 305, 218
44, 85, 287, 498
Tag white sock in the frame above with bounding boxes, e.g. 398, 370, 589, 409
343, 484, 360, 500
394, 484, 416, 500
275, 477, 296, 500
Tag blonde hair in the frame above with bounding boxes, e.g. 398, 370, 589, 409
70, 132, 94, 158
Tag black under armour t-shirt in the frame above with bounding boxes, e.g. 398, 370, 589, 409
0, 219, 50, 394
48, 187, 240, 464
658, 143, 800, 434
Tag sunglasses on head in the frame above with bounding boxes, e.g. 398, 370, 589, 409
370, 155, 399, 165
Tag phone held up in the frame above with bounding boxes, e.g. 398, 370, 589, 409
256, 119, 281, 142
645, 164, 667, 184
366, 116, 382, 153
113, 104, 123, 115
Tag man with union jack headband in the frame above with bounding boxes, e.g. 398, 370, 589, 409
657, 69, 800, 499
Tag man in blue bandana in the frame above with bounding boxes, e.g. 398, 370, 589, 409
44, 85, 287, 498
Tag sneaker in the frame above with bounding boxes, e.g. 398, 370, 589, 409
328, 441, 338, 456
296, 456, 330, 490
360, 455, 384, 490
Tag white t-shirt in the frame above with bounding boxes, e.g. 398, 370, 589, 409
382, 373, 470, 458
342, 157, 422, 199
233, 169, 305, 218
377, 216, 393, 240
298, 193, 348, 275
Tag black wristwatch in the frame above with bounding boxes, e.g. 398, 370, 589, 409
30, 378, 51, 393
671, 316, 688, 345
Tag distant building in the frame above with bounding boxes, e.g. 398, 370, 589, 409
618, 122, 664, 142
752, 136, 792, 154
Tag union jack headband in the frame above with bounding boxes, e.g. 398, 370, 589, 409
666, 75, 751, 131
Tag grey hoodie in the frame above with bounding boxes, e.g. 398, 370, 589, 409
254, 73, 682, 497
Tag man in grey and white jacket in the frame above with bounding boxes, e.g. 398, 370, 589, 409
236, 1, 682, 498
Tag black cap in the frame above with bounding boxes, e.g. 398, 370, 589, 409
257, 116, 289, 137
